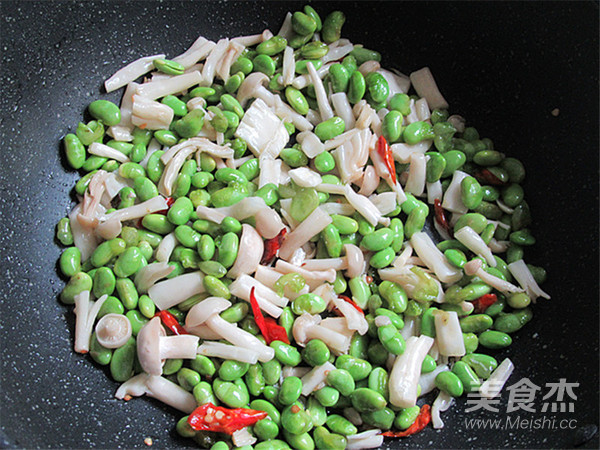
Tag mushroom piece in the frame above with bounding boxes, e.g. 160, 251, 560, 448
74, 292, 108, 354
115, 373, 197, 414
292, 313, 351, 354
186, 297, 274, 362
95, 314, 132, 349
227, 224, 264, 279
136, 317, 199, 376
236, 72, 275, 108
463, 258, 523, 295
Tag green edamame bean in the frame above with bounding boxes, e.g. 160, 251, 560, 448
115, 277, 138, 309
460, 314, 493, 333
479, 330, 512, 349
382, 110, 403, 143
461, 353, 498, 379
175, 225, 201, 248
213, 378, 249, 408
301, 339, 331, 367
254, 419, 279, 441
394, 406, 421, 430
348, 277, 371, 308
91, 238, 126, 267
142, 214, 174, 235
113, 247, 142, 278
59, 247, 81, 277
292, 11, 317, 36
76, 120, 104, 146
315, 116, 345, 142
403, 121, 435, 145
217, 232, 239, 268
506, 244, 524, 264
190, 355, 216, 378
329, 63, 351, 93
219, 360, 249, 381
388, 93, 411, 115
347, 71, 366, 104
452, 360, 480, 393
315, 386, 340, 407
92, 267, 116, 297
251, 399, 281, 426
210, 182, 248, 207
161, 95, 188, 116
349, 46, 381, 65
502, 183, 525, 208
362, 407, 395, 430
290, 187, 319, 222
109, 337, 135, 382
153, 130, 178, 147
176, 368, 201, 391
444, 249, 467, 268
193, 381, 217, 405
172, 173, 191, 198
133, 176, 158, 201
350, 387, 386, 412
313, 427, 346, 450
335, 355, 372, 381
377, 323, 405, 355
421, 355, 437, 374
270, 340, 302, 366
63, 133, 86, 169
257, 35, 287, 56
493, 308, 533, 334
280, 147, 309, 168
420, 307, 438, 337
321, 11, 345, 43
370, 247, 395, 269
482, 185, 501, 202
284, 86, 309, 115
367, 367, 389, 400
203, 275, 230, 299
153, 58, 185, 75
326, 369, 355, 397
507, 292, 531, 309
474, 150, 504, 166
361, 227, 394, 251
243, 363, 265, 397
389, 218, 404, 253
461, 176, 484, 209
254, 440, 290, 450
137, 229, 162, 248
97, 296, 124, 318
326, 414, 357, 436
237, 158, 258, 182
510, 229, 536, 246
196, 234, 215, 261
146, 150, 164, 183
500, 157, 526, 183
277, 306, 294, 342
191, 172, 213, 189
305, 396, 327, 428
330, 215, 358, 235
405, 204, 428, 238
172, 109, 204, 138
349, 332, 369, 360
454, 213, 488, 234
56, 218, 73, 246
441, 150, 467, 177
89, 332, 112, 365
251, 53, 276, 77
281, 402, 313, 435
138, 295, 155, 319
374, 308, 404, 329
321, 224, 342, 258
176, 416, 196, 438
314, 151, 335, 173
167, 197, 193, 226
75, 170, 97, 195
364, 72, 389, 104
295, 59, 322, 74
279, 376, 303, 406
435, 371, 464, 397
258, 359, 280, 387
366, 342, 387, 366
220, 302, 249, 323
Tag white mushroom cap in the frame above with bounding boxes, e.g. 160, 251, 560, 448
185, 297, 231, 328
292, 313, 321, 345
137, 317, 166, 375
95, 313, 132, 349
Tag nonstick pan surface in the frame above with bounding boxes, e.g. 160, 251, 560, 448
0, 1, 598, 448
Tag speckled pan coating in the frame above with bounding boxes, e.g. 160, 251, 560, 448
0, 1, 598, 449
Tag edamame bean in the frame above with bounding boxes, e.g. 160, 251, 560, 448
321, 11, 345, 43
403, 121, 435, 145
270, 341, 302, 366
500, 157, 526, 183
93, 267, 116, 297
91, 238, 126, 267
97, 296, 124, 318
510, 229, 536, 246
279, 376, 303, 405
502, 183, 525, 207
394, 406, 420, 430
347, 71, 366, 104
76, 120, 104, 146
404, 204, 428, 238
367, 367, 389, 400
109, 337, 135, 382
349, 46, 381, 65
349, 388, 386, 412
153, 58, 185, 75
167, 197, 194, 226
162, 95, 188, 116
479, 330, 512, 349
441, 150, 467, 177
435, 371, 464, 397
56, 218, 73, 246
221, 301, 249, 322
176, 368, 201, 391
315, 386, 340, 407
173, 109, 205, 138
381, 110, 403, 143
474, 150, 504, 166
116, 277, 138, 309
421, 355, 437, 374
197, 234, 216, 261
142, 214, 174, 235
175, 225, 202, 248
315, 116, 345, 141
377, 323, 405, 355
461, 176, 484, 209
322, 224, 343, 258
364, 72, 389, 104
285, 86, 309, 115
113, 247, 142, 278
329, 63, 350, 93
257, 35, 287, 56
314, 151, 335, 173
292, 11, 317, 36
133, 176, 158, 201
244, 363, 265, 397
301, 339, 330, 368
388, 93, 411, 115
444, 248, 467, 268
326, 414, 357, 436
280, 147, 309, 168
335, 355, 372, 381
460, 314, 494, 333
461, 353, 498, 379
362, 407, 395, 430
454, 213, 488, 234
63, 133, 86, 169
90, 332, 112, 365
507, 292, 531, 309
326, 369, 355, 396
361, 227, 393, 251
219, 360, 249, 381
59, 247, 81, 277
203, 275, 230, 299
146, 150, 165, 183
190, 355, 216, 378
193, 381, 217, 405
254, 418, 279, 441
281, 403, 313, 435
348, 277, 371, 308
213, 378, 249, 408
217, 232, 239, 268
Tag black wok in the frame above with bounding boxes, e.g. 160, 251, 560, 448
0, 1, 598, 448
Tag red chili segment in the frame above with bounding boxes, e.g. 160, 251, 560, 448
472, 293, 498, 313
249, 287, 290, 344
187, 403, 268, 434
475, 168, 505, 186
377, 135, 397, 184
155, 310, 188, 335
433, 198, 450, 233
381, 404, 431, 438
260, 228, 287, 265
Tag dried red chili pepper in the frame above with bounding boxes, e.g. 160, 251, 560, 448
376, 135, 397, 184
433, 198, 450, 234
154, 310, 188, 335
260, 228, 287, 265
187, 402, 268, 434
471, 293, 498, 313
381, 404, 431, 438
474, 168, 505, 186
249, 287, 290, 344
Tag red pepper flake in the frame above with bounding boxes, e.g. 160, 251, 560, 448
471, 293, 498, 314
154, 197, 174, 216
381, 404, 431, 438
260, 228, 287, 265
187, 403, 267, 435
376, 135, 397, 184
365, 275, 373, 284
154, 310, 188, 335
433, 199, 450, 234
291, 405, 301, 414
474, 168, 505, 186
249, 287, 290, 344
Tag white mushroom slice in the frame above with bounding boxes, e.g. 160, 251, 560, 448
507, 259, 551, 300
198, 341, 260, 364
279, 207, 332, 261
454, 226, 496, 267
136, 317, 199, 376
300, 362, 336, 396
345, 244, 366, 279
134, 262, 175, 293
479, 358, 514, 398
131, 95, 174, 130
433, 310, 466, 357
148, 271, 205, 310
442, 170, 470, 214
88, 142, 130, 163
227, 224, 264, 278
389, 335, 434, 408
228, 274, 286, 318
332, 296, 368, 335
95, 314, 132, 349
410, 232, 462, 283
172, 36, 215, 69
74, 292, 108, 354
409, 67, 449, 110
292, 314, 350, 354
104, 54, 165, 93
